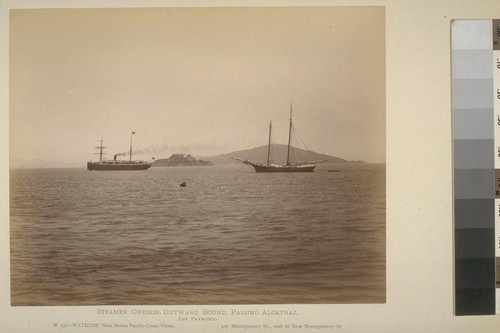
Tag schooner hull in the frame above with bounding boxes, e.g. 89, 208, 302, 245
244, 161, 316, 173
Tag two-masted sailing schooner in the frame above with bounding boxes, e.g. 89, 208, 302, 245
234, 106, 326, 172
87, 132, 152, 171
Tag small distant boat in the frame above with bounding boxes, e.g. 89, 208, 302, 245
233, 105, 326, 173
87, 132, 152, 171
328, 169, 341, 172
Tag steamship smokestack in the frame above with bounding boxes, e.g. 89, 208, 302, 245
114, 153, 126, 161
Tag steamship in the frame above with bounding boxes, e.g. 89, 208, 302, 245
87, 133, 152, 171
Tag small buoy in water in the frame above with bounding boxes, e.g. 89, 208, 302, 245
179, 181, 187, 187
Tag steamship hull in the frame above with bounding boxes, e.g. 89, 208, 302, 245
87, 161, 151, 171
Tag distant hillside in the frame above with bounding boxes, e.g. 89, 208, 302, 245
152, 154, 213, 167
201, 144, 360, 166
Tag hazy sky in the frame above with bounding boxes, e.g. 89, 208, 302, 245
10, 7, 385, 168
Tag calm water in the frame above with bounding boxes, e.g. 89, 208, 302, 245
10, 164, 385, 305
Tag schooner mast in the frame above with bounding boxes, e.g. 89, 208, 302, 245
267, 121, 272, 166
286, 105, 292, 166
266, 104, 294, 166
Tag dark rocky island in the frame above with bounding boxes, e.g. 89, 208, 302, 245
152, 154, 213, 167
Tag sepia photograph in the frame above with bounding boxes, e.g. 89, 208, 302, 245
9, 6, 385, 306
4, 0, 500, 332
